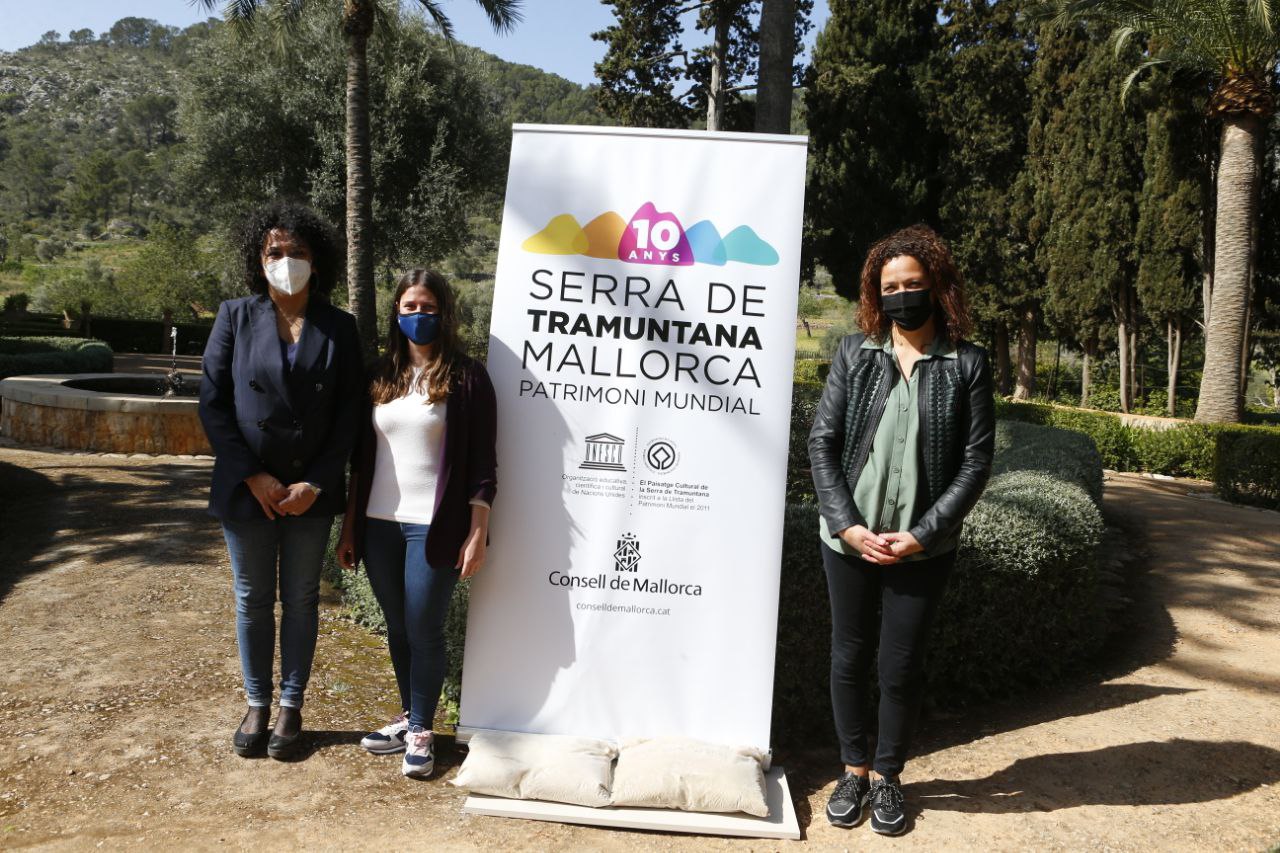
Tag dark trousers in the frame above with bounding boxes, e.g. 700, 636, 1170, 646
362, 518, 461, 729
822, 543, 955, 777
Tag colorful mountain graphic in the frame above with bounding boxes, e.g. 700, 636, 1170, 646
522, 202, 779, 267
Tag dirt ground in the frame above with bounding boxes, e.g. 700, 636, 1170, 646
1, 444, 1278, 851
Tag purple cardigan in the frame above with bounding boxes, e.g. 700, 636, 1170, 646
350, 356, 497, 569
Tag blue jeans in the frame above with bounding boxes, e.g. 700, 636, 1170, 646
221, 516, 332, 709
362, 518, 460, 729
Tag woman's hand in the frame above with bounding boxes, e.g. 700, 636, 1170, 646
245, 472, 288, 519
881, 531, 924, 559
839, 524, 899, 565
456, 528, 487, 580
277, 483, 318, 516
337, 521, 357, 570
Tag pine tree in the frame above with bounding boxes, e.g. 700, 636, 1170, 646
592, 0, 692, 128
932, 0, 1034, 395
804, 0, 941, 299
1135, 74, 1210, 416
1036, 26, 1145, 410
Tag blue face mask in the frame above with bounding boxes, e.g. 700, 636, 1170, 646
398, 312, 441, 345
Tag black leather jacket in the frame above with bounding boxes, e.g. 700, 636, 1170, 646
807, 333, 995, 552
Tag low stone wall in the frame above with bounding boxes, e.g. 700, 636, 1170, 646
0, 374, 211, 456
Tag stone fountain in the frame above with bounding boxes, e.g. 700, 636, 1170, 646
0, 328, 210, 455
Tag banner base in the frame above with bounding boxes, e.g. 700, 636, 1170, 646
460, 765, 800, 840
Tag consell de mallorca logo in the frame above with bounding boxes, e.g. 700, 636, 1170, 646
522, 201, 779, 267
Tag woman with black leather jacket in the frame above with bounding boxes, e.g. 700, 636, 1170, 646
808, 224, 995, 836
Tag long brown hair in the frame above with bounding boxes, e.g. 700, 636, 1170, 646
856, 224, 972, 347
369, 269, 463, 405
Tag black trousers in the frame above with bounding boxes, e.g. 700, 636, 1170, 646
822, 543, 955, 777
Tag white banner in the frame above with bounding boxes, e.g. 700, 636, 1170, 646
460, 125, 807, 752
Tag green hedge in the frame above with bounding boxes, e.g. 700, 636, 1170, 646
773, 420, 1108, 745
996, 398, 1280, 508
788, 382, 823, 503
0, 336, 114, 379
1214, 430, 1280, 510
793, 358, 830, 386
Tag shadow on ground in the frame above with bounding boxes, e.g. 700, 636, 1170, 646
0, 461, 64, 604
0, 460, 218, 604
908, 739, 1280, 813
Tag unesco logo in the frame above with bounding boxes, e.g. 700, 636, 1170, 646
643, 438, 680, 474
614, 533, 640, 572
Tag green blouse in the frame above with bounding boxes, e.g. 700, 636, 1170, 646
819, 334, 960, 561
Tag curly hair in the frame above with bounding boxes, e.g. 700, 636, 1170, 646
234, 201, 344, 298
857, 224, 972, 346
369, 269, 465, 405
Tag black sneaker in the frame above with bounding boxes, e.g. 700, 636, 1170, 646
825, 771, 870, 827
869, 775, 907, 836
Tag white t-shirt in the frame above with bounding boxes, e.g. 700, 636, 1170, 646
366, 373, 447, 524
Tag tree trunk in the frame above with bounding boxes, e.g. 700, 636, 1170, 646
1049, 339, 1061, 400
1118, 311, 1131, 413
1273, 366, 1279, 410
1239, 295, 1252, 398
345, 4, 378, 359
1082, 336, 1095, 408
1014, 305, 1037, 400
707, 5, 730, 132
1129, 286, 1140, 405
1167, 317, 1182, 418
994, 323, 1012, 396
1195, 113, 1261, 423
754, 0, 795, 135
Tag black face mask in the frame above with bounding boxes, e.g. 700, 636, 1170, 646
881, 288, 934, 331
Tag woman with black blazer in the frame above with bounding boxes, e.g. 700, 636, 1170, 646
199, 202, 362, 759
337, 268, 497, 780
808, 225, 994, 835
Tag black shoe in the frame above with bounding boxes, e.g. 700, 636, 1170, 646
869, 775, 907, 836
232, 707, 270, 757
826, 771, 870, 827
267, 707, 303, 760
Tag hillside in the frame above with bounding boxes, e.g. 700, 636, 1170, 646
0, 16, 603, 301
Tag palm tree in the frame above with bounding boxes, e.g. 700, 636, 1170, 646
1043, 0, 1279, 423
199, 0, 521, 356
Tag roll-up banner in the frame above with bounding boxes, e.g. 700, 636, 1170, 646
460, 124, 808, 754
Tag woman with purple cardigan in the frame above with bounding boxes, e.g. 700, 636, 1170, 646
337, 268, 497, 781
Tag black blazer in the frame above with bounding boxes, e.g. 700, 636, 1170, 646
199, 294, 364, 522
350, 356, 498, 570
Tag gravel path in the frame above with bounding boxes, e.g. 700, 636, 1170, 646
1, 446, 1277, 851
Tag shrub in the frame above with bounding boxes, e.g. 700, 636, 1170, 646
788, 382, 823, 503
772, 420, 1107, 745
1214, 430, 1280, 510
793, 357, 830, 386
0, 336, 113, 379
1132, 423, 1216, 479
89, 317, 214, 355
995, 398, 1137, 470
820, 320, 855, 359
2, 293, 30, 314
991, 419, 1103, 503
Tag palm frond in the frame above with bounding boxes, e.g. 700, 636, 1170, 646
473, 0, 524, 35
1247, 0, 1275, 36
1041, 0, 1280, 82
1119, 56, 1169, 102
409, 0, 457, 41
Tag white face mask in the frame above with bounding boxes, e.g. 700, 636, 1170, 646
264, 257, 312, 296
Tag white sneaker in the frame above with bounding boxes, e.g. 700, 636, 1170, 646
360, 713, 409, 754
401, 726, 434, 778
